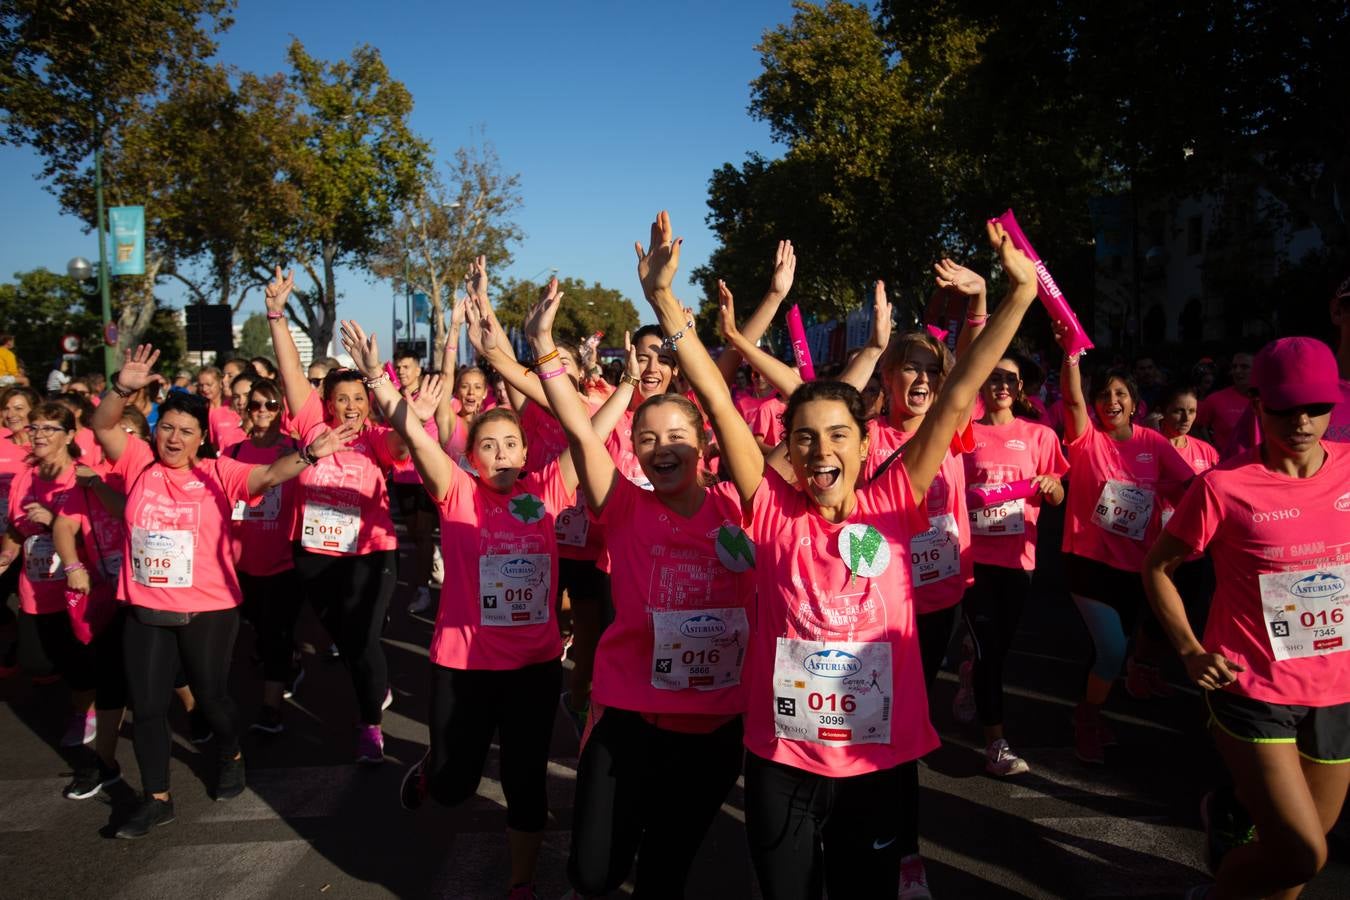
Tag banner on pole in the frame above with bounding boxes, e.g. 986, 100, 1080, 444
108, 206, 145, 276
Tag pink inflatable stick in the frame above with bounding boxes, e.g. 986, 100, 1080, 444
967, 478, 1041, 510
988, 209, 1093, 359
786, 304, 816, 382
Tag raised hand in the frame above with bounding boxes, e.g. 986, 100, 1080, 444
465, 294, 503, 355
264, 266, 294, 315
623, 330, 640, 382
1050, 319, 1072, 353
634, 210, 682, 299
986, 221, 1037, 296
116, 344, 161, 393
867, 280, 893, 352
338, 320, 382, 379
717, 280, 740, 340
407, 374, 444, 422
524, 277, 563, 347
464, 255, 489, 303
932, 258, 986, 298
308, 422, 359, 460
768, 240, 796, 297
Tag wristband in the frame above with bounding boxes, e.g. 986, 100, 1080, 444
1066, 356, 1080, 368
63, 563, 86, 574
298, 445, 318, 466
620, 373, 640, 389
531, 349, 560, 371
266, 310, 284, 320
110, 380, 135, 399
661, 320, 696, 351
538, 365, 569, 382
966, 313, 989, 325
362, 373, 389, 389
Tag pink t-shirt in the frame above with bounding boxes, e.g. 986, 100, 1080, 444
72, 427, 102, 468
430, 460, 572, 671
1062, 424, 1194, 573
1196, 386, 1250, 453
0, 436, 29, 533
1173, 435, 1220, 475
226, 438, 299, 576
113, 437, 255, 613
57, 477, 127, 605
965, 418, 1069, 570
390, 417, 439, 485
743, 465, 939, 776
8, 462, 76, 614
288, 391, 397, 556
209, 405, 247, 452
1166, 442, 1350, 706
747, 397, 787, 448
518, 395, 605, 562
864, 419, 972, 614
590, 477, 756, 717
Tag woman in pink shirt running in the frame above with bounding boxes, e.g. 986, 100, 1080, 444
1145, 336, 1350, 900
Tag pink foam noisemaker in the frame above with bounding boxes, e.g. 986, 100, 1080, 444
988, 209, 1093, 359
925, 324, 949, 343
967, 478, 1040, 510
786, 304, 816, 382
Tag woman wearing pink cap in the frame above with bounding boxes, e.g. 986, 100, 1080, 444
1145, 336, 1350, 900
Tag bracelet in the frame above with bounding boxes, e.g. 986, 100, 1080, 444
266, 310, 284, 320
362, 373, 389, 389
530, 349, 560, 371
538, 365, 569, 381
298, 445, 317, 466
63, 563, 86, 574
966, 313, 989, 325
1066, 356, 1080, 368
110, 380, 135, 399
661, 319, 696, 351
620, 373, 640, 389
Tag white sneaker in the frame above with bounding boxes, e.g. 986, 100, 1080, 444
60, 711, 96, 747
985, 738, 1030, 776
408, 586, 433, 615
951, 660, 976, 725
899, 853, 932, 900
429, 545, 444, 587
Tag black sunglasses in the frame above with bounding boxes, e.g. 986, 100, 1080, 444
1265, 402, 1335, 418
247, 400, 281, 412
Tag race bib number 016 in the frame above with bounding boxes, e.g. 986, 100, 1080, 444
1259, 565, 1350, 662
773, 637, 891, 746
910, 513, 960, 584
23, 534, 61, 582
969, 490, 1025, 536
130, 527, 194, 588
232, 484, 283, 522
479, 553, 551, 627
650, 607, 748, 691
301, 501, 359, 553
1092, 479, 1154, 541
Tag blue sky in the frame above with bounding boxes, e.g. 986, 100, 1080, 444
0, 0, 796, 351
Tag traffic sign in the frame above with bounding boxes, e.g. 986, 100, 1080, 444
60, 334, 81, 354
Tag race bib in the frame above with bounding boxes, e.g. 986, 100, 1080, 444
301, 500, 360, 553
131, 527, 194, 588
773, 637, 892, 746
1092, 479, 1154, 541
22, 534, 61, 582
969, 487, 1025, 536
1259, 565, 1350, 662
232, 484, 283, 522
650, 607, 748, 691
910, 513, 960, 585
554, 501, 589, 548
479, 553, 551, 627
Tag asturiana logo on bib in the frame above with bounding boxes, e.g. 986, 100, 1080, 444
145, 533, 175, 551
1119, 486, 1149, 505
1335, 491, 1350, 513
1288, 572, 1346, 601
679, 614, 726, 639
501, 558, 537, 579
802, 649, 862, 678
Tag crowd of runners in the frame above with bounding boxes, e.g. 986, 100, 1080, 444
1, 210, 1348, 900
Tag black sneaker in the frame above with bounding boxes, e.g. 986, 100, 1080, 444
216, 753, 246, 801
63, 760, 122, 800
399, 750, 429, 811
1201, 790, 1256, 873
115, 797, 176, 839
189, 708, 214, 745
282, 666, 305, 700
250, 705, 284, 734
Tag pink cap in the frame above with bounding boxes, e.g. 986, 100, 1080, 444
1252, 337, 1341, 410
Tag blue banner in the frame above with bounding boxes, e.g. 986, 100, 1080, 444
412, 292, 430, 322
108, 206, 145, 276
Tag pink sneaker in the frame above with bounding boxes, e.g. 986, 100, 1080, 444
60, 711, 96, 747
899, 853, 932, 900
355, 725, 384, 764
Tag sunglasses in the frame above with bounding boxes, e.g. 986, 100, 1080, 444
1266, 402, 1335, 418
247, 400, 281, 412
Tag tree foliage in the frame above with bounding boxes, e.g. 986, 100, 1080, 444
493, 277, 639, 349
0, 269, 101, 375
234, 312, 272, 361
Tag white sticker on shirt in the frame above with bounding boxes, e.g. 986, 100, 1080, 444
910, 514, 960, 585
773, 637, 892, 746
301, 500, 360, 553
232, 484, 282, 522
130, 527, 194, 588
650, 607, 748, 691
1260, 565, 1350, 661
22, 534, 61, 582
555, 500, 590, 547
479, 553, 551, 627
1092, 479, 1155, 541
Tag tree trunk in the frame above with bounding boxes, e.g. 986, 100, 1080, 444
314, 241, 338, 358
116, 256, 163, 358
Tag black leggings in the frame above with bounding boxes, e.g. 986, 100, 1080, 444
123, 607, 240, 795
745, 752, 905, 900
898, 603, 960, 857
293, 548, 394, 724
568, 709, 743, 898
427, 659, 560, 832
962, 563, 1032, 727
239, 569, 303, 683
18, 610, 96, 690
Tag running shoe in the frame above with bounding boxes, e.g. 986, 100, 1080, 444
408, 586, 433, 615
382, 687, 394, 711
356, 724, 385, 764
951, 659, 977, 725
63, 759, 122, 800
60, 710, 96, 747
1200, 790, 1256, 874
506, 883, 536, 900
250, 705, 284, 735
985, 738, 1030, 776
215, 753, 246, 801
189, 707, 214, 745
283, 665, 305, 700
1073, 703, 1105, 765
115, 796, 176, 839
899, 853, 932, 900
399, 750, 429, 810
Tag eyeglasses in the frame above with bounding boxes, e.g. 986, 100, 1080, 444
247, 400, 281, 412
25, 425, 67, 435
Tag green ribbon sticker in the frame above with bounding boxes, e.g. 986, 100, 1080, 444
715, 524, 756, 572
837, 523, 889, 580
508, 492, 546, 524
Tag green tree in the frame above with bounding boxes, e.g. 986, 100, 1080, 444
234, 312, 272, 360
493, 277, 639, 349
0, 268, 102, 377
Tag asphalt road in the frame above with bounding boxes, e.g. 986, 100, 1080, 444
1, 509, 1347, 899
